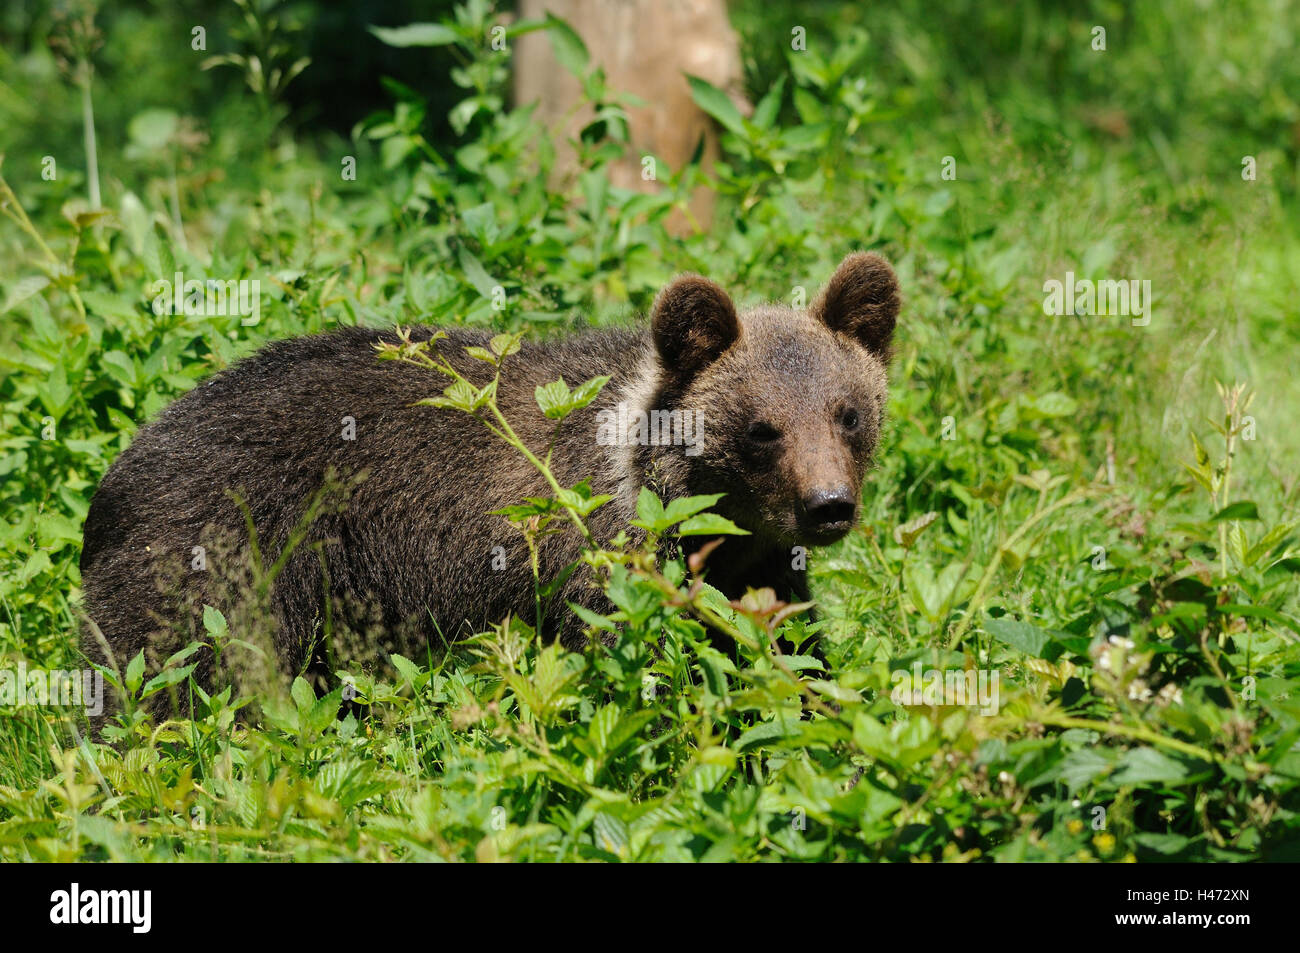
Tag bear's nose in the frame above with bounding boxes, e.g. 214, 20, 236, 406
803, 485, 857, 531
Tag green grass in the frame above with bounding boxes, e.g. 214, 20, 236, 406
0, 0, 1298, 861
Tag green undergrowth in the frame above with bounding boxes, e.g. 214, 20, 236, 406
0, 0, 1297, 860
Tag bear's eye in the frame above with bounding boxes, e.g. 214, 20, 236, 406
747, 421, 782, 444
841, 408, 860, 431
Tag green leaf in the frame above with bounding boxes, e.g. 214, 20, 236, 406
140, 664, 197, 698
793, 87, 826, 123
808, 680, 858, 702
635, 487, 666, 528
1245, 521, 1296, 565
852, 713, 893, 762
1111, 747, 1191, 786
677, 513, 749, 537
1210, 501, 1260, 521
1057, 748, 1113, 794
567, 601, 619, 634
587, 702, 621, 754
368, 23, 459, 47
750, 76, 787, 130
18, 550, 51, 583
903, 562, 940, 620
127, 108, 179, 151
1, 276, 50, 314
535, 378, 573, 418
534, 375, 608, 420
81, 290, 140, 321
1190, 430, 1210, 467
462, 202, 499, 247
390, 653, 423, 687
568, 375, 609, 411
544, 14, 589, 76
305, 689, 344, 734
124, 651, 146, 695
119, 192, 151, 256
662, 493, 725, 525
471, 378, 497, 410
202, 605, 228, 640
695, 648, 734, 696
985, 616, 1064, 661
457, 245, 498, 299
504, 17, 549, 39
737, 719, 800, 751
291, 676, 316, 713
1132, 832, 1193, 856
100, 350, 137, 389
556, 482, 612, 517
1022, 391, 1078, 419
423, 377, 479, 412
592, 812, 629, 856
783, 654, 827, 673
489, 333, 522, 357
686, 75, 747, 136
894, 511, 938, 548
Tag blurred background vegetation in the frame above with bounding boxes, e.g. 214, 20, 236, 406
0, 0, 1297, 861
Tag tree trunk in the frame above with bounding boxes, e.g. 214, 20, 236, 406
513, 0, 748, 234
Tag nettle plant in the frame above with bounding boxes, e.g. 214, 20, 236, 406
373, 327, 804, 656
22, 353, 1299, 861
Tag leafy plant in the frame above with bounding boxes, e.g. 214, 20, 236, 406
0, 0, 1297, 862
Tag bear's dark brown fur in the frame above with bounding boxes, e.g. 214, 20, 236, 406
79, 253, 900, 715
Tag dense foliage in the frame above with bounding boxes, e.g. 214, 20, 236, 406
1, 0, 1298, 861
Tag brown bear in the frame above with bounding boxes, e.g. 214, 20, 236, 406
79, 252, 900, 717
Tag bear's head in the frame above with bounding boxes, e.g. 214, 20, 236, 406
651, 252, 900, 548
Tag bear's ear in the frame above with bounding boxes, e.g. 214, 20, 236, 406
812, 252, 900, 360
651, 275, 740, 376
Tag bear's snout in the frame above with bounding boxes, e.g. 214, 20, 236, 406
798, 484, 857, 543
